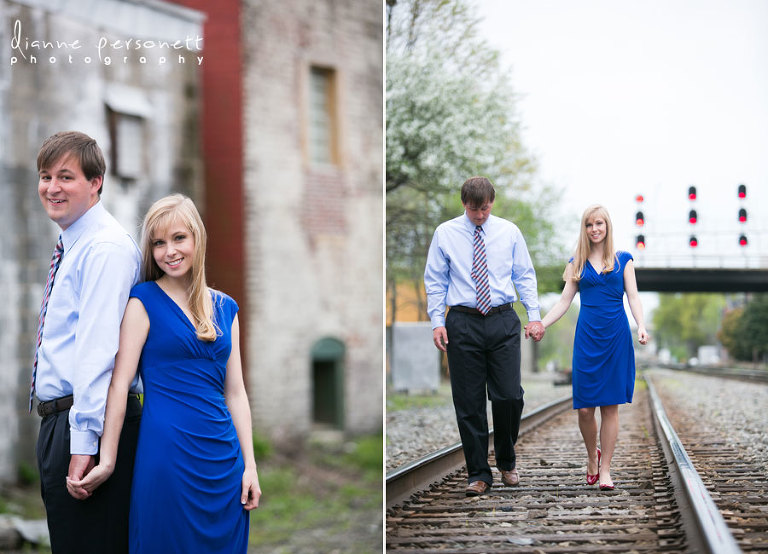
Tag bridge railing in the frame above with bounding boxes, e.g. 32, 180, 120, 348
632, 253, 768, 269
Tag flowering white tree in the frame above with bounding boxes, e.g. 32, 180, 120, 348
386, 0, 562, 322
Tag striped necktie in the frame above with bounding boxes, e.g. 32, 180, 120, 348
30, 236, 64, 412
471, 225, 491, 315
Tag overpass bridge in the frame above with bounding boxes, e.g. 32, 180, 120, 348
635, 267, 768, 292
634, 253, 768, 292
539, 254, 768, 293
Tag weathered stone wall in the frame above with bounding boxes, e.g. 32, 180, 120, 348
0, 0, 203, 478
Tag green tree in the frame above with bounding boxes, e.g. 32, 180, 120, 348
717, 307, 749, 361
719, 295, 768, 363
386, 0, 564, 322
741, 295, 768, 363
653, 293, 725, 359
537, 298, 578, 370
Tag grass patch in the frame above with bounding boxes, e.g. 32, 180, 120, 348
248, 433, 382, 552
18, 462, 39, 487
386, 382, 452, 412
347, 434, 383, 480
0, 484, 47, 521
252, 430, 273, 461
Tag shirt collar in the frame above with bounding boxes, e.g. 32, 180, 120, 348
462, 212, 492, 233
61, 201, 105, 252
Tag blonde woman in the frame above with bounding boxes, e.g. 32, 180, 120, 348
67, 194, 260, 552
538, 205, 648, 490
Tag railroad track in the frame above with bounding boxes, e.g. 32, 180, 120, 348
648, 372, 768, 552
386, 370, 765, 552
386, 396, 573, 510
659, 364, 768, 384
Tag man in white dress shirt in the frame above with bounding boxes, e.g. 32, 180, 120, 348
33, 131, 142, 553
424, 176, 545, 496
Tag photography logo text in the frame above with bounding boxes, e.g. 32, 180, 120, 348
9, 20, 204, 67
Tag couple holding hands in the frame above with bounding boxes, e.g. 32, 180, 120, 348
425, 176, 649, 496
32, 131, 259, 553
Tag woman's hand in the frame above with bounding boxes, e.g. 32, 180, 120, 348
66, 461, 115, 500
524, 322, 545, 342
241, 466, 261, 511
637, 326, 650, 345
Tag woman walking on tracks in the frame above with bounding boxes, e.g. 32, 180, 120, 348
536, 205, 648, 490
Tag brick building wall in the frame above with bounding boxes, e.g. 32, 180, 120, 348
242, 0, 382, 441
0, 0, 203, 475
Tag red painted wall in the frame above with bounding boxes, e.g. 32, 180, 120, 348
168, 0, 247, 368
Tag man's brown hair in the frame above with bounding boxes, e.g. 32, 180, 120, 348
37, 131, 106, 194
460, 176, 496, 207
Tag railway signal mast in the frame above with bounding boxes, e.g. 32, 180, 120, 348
688, 185, 698, 249
635, 194, 646, 250
738, 184, 748, 248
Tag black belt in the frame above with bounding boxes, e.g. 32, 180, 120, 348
37, 393, 140, 417
450, 303, 513, 316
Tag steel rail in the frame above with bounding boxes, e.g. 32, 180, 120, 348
386, 395, 572, 509
646, 376, 741, 554
665, 364, 768, 384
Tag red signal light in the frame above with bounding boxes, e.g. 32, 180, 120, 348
739, 234, 748, 247
689, 236, 698, 248
635, 194, 644, 203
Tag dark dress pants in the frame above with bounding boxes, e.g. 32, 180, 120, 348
446, 307, 525, 486
37, 396, 142, 554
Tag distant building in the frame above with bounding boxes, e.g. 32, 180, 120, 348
1, 0, 204, 476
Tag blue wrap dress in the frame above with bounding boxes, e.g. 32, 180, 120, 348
571, 251, 636, 409
128, 281, 248, 553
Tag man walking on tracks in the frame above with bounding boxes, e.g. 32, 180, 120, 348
424, 176, 545, 496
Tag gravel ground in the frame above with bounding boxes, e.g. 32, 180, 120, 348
386, 370, 571, 472
647, 368, 768, 473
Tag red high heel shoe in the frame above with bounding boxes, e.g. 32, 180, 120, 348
586, 448, 601, 485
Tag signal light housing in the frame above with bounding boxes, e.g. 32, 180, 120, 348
688, 209, 697, 224
689, 235, 698, 248
739, 234, 748, 247
738, 184, 746, 199
635, 211, 645, 226
688, 186, 697, 200
636, 234, 646, 249
739, 208, 747, 223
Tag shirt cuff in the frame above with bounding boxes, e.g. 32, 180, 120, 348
430, 315, 446, 329
526, 309, 542, 322
70, 429, 99, 456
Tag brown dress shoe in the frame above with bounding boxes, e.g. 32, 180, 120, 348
500, 469, 519, 486
465, 480, 490, 496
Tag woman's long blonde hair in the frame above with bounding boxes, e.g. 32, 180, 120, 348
141, 194, 218, 341
565, 204, 617, 282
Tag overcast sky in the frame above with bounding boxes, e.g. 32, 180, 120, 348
476, 0, 768, 270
